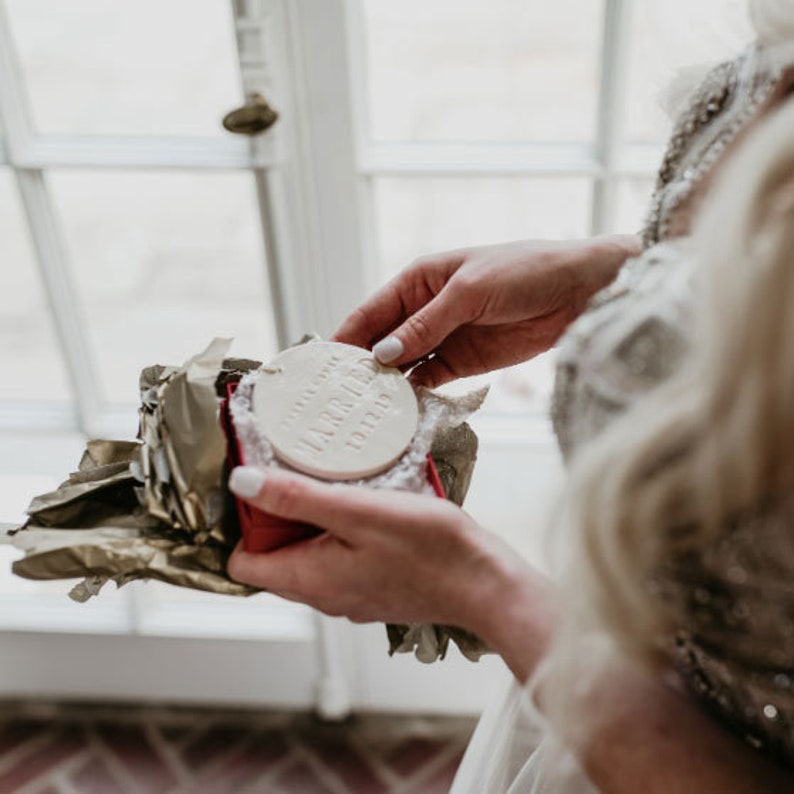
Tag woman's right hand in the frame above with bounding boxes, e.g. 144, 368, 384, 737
333, 235, 640, 388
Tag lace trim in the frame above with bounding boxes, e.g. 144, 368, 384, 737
643, 45, 785, 247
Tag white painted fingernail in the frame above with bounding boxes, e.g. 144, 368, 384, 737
229, 466, 267, 498
372, 336, 403, 364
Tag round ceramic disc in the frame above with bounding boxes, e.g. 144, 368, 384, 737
252, 341, 419, 481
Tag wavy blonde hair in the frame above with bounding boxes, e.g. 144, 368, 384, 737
551, 94, 794, 684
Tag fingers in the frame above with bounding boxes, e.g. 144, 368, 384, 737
333, 251, 469, 355
228, 536, 336, 595
406, 330, 484, 388
332, 264, 441, 349
332, 282, 407, 349
229, 537, 389, 622
369, 291, 472, 368
228, 465, 423, 541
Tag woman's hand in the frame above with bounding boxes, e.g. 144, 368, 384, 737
333, 235, 640, 388
227, 465, 555, 680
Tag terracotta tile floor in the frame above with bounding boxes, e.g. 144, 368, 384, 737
0, 702, 475, 793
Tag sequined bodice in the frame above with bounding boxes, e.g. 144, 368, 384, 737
551, 241, 695, 460
551, 47, 794, 766
658, 497, 794, 765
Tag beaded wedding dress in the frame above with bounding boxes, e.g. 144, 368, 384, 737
452, 39, 794, 793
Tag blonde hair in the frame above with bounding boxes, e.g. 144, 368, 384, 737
550, 97, 794, 689
531, 0, 794, 762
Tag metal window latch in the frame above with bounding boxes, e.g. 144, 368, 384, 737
222, 93, 279, 135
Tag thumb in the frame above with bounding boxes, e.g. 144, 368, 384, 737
371, 291, 470, 367
228, 466, 369, 541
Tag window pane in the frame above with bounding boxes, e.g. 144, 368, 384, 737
584, 176, 658, 450
361, 0, 604, 144
613, 178, 655, 237
372, 177, 591, 415
0, 168, 72, 403
625, 0, 753, 144
373, 177, 591, 282
449, 352, 558, 416
49, 171, 278, 406
6, 0, 241, 137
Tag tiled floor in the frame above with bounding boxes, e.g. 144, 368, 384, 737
0, 702, 475, 793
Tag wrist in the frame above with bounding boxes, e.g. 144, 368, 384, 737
604, 233, 643, 259
559, 234, 641, 318
459, 537, 557, 682
585, 234, 641, 290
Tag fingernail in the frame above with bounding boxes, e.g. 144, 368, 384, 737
229, 466, 267, 498
373, 336, 403, 364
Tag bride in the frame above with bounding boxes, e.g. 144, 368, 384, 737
228, 0, 794, 789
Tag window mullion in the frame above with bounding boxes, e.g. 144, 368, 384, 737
282, 0, 368, 334
13, 170, 103, 433
591, 0, 633, 235
231, 0, 368, 342
253, 168, 291, 348
343, 0, 372, 171
343, 0, 383, 299
229, 0, 296, 347
17, 134, 265, 171
359, 141, 602, 178
0, 4, 101, 434
230, 0, 321, 347
0, 1, 31, 156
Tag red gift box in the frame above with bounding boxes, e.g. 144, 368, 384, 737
220, 382, 445, 553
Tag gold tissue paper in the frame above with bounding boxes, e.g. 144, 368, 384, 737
7, 339, 489, 662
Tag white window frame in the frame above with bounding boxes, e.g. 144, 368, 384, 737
0, 0, 666, 715
0, 0, 666, 437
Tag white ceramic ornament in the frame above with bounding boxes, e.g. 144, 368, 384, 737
252, 341, 419, 481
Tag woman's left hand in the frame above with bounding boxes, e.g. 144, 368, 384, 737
227, 465, 504, 626
226, 466, 554, 681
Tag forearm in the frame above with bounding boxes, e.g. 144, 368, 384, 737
228, 466, 790, 789
459, 539, 557, 682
